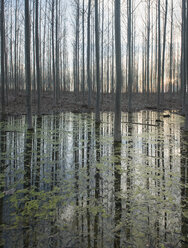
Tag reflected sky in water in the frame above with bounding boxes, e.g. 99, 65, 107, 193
0, 111, 188, 248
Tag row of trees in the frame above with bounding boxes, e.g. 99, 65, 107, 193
0, 0, 188, 138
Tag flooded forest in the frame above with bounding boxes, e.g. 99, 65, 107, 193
0, 0, 188, 247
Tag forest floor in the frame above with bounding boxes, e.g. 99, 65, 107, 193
1, 90, 183, 116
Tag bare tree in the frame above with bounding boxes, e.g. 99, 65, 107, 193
56, 0, 60, 102
1, 0, 5, 116
82, 0, 85, 99
161, 0, 168, 101
35, 0, 41, 115
157, 0, 161, 109
25, 0, 32, 129
111, 0, 115, 94
75, 0, 80, 95
169, 0, 173, 95
14, 0, 18, 95
87, 0, 91, 107
181, 0, 188, 129
114, 0, 122, 142
146, 0, 151, 99
95, 0, 100, 123
52, 0, 56, 102
128, 0, 132, 112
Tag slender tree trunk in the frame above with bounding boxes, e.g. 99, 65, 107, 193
150, 8, 154, 93
35, 0, 41, 115
162, 0, 168, 101
14, 0, 18, 95
128, 0, 132, 112
75, 0, 80, 95
92, 16, 95, 93
107, 4, 110, 94
52, 0, 56, 102
146, 0, 151, 99
10, 0, 13, 92
1, 0, 5, 116
82, 0, 85, 99
33, 0, 36, 99
101, 0, 104, 102
25, 0, 32, 129
111, 0, 115, 95
142, 34, 145, 94
63, 19, 67, 91
114, 0, 122, 142
155, 2, 158, 92
42, 0, 47, 91
181, 0, 185, 108
157, 0, 161, 109
95, 0, 100, 123
169, 0, 173, 96
56, 0, 60, 102
87, 0, 91, 107
182, 0, 188, 127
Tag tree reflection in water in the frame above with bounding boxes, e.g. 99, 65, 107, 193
113, 140, 122, 248
0, 112, 187, 247
23, 128, 33, 248
0, 118, 6, 248
180, 130, 188, 248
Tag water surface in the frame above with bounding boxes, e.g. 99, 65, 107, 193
0, 111, 188, 248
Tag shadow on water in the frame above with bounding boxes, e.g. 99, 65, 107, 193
0, 111, 187, 247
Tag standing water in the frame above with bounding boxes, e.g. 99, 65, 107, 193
0, 111, 187, 248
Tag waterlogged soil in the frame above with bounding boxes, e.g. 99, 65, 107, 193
1, 91, 182, 116
0, 111, 188, 248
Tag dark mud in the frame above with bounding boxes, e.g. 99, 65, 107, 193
0, 91, 182, 116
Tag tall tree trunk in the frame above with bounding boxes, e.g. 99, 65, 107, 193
107, 4, 110, 94
142, 34, 145, 94
157, 0, 161, 109
33, 0, 36, 99
111, 0, 114, 94
101, 0, 104, 102
114, 0, 122, 142
75, 0, 80, 95
169, 0, 173, 95
25, 0, 32, 129
162, 0, 168, 101
1, 0, 5, 116
63, 19, 67, 91
128, 0, 132, 112
95, 0, 100, 123
87, 0, 91, 107
42, 0, 47, 91
182, 0, 188, 128
82, 0, 85, 99
35, 0, 41, 115
14, 0, 18, 95
146, 0, 151, 99
56, 0, 60, 102
155, 1, 158, 92
150, 7, 154, 93
52, 0, 56, 102
10, 0, 13, 93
